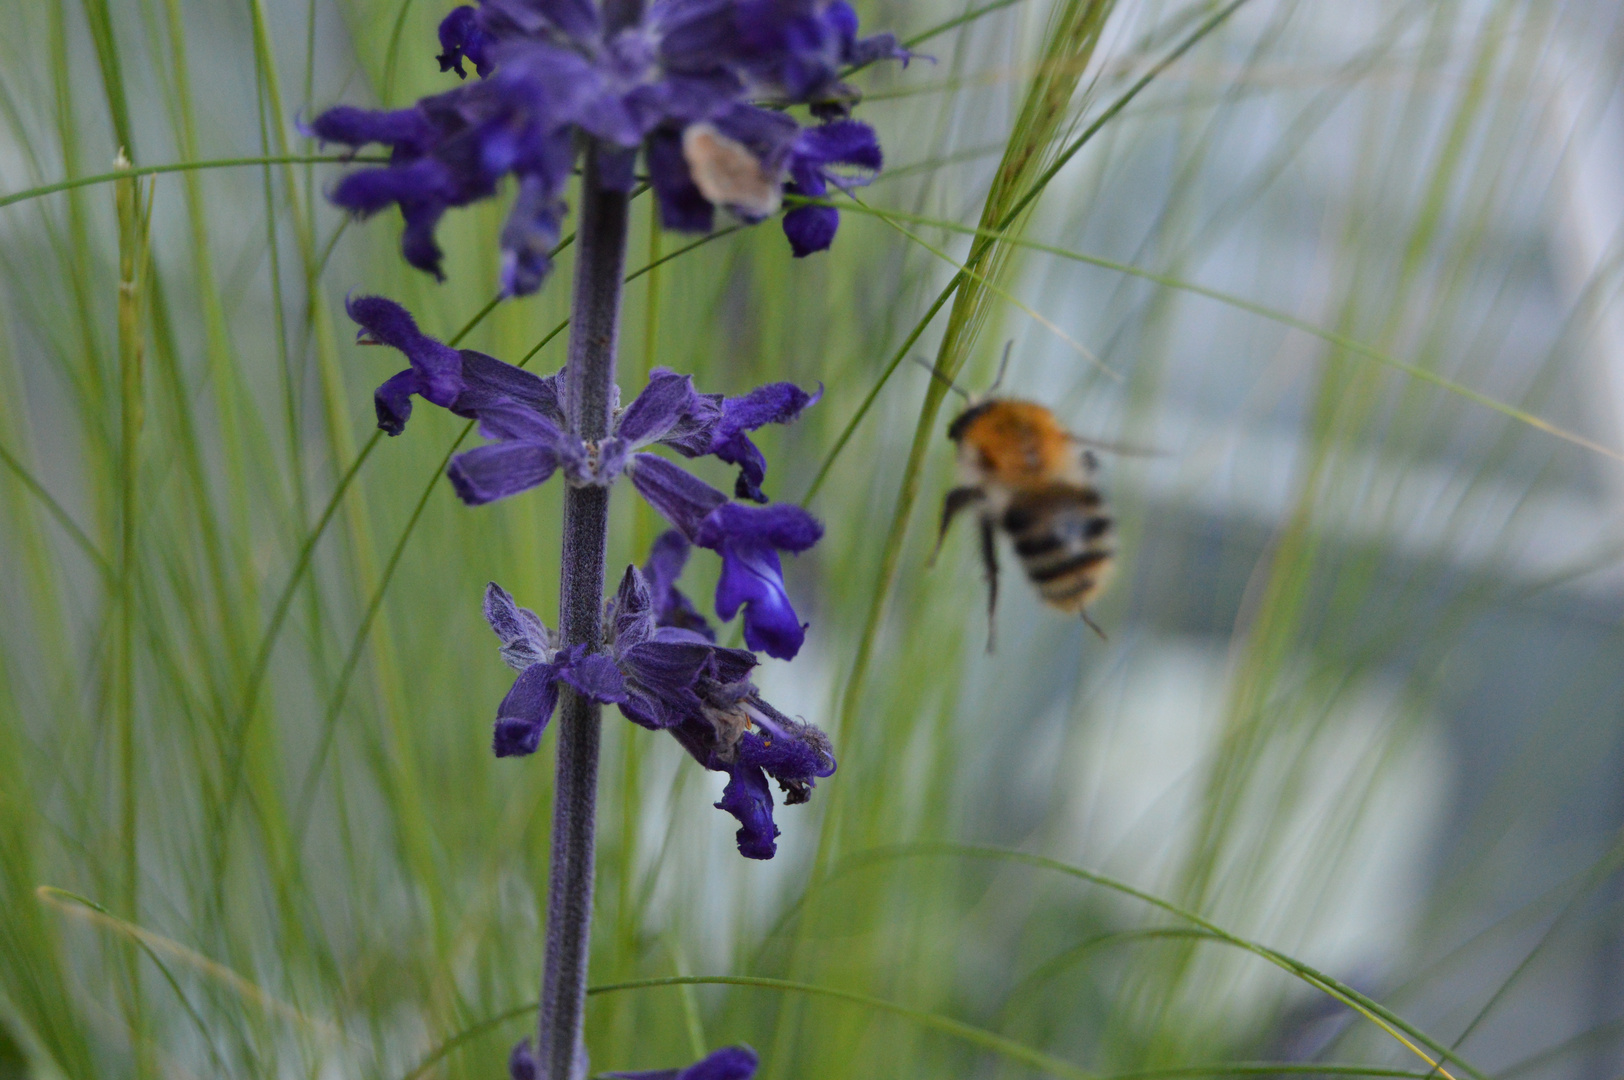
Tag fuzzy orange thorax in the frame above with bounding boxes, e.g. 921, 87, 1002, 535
956, 400, 1074, 488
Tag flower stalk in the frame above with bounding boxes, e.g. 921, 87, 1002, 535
538, 139, 632, 1080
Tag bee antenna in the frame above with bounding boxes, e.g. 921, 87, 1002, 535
911, 356, 971, 401
987, 341, 1012, 396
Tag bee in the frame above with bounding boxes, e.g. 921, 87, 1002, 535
925, 348, 1115, 649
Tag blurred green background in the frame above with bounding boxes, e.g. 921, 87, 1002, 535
3, 0, 1623, 1077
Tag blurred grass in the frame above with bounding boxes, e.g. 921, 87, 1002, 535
3, 0, 1624, 1078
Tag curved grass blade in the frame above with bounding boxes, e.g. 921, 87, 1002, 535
841, 843, 1488, 1080
37, 886, 340, 1041
404, 975, 1099, 1080
0, 439, 112, 578
0, 155, 388, 211
289, 418, 473, 845
404, 974, 1453, 1080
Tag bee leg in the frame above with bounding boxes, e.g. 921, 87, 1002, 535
929, 486, 984, 568
980, 514, 999, 653
1080, 609, 1108, 642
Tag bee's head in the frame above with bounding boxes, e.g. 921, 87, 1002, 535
927, 342, 1013, 442
947, 400, 996, 443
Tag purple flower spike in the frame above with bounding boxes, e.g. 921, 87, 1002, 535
609, 1044, 759, 1080
484, 583, 626, 757
708, 381, 820, 501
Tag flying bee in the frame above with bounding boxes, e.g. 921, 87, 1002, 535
924, 347, 1115, 649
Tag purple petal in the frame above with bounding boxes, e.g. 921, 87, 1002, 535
794, 120, 882, 171
500, 172, 569, 296
704, 643, 759, 687
627, 454, 728, 539
373, 368, 422, 436
782, 204, 838, 257
712, 541, 803, 660
437, 7, 493, 79
695, 504, 822, 659
697, 502, 823, 554
609, 1046, 759, 1080
330, 159, 453, 216
447, 441, 560, 505
736, 718, 833, 805
718, 382, 819, 433
306, 105, 431, 150
825, 0, 859, 46
847, 31, 912, 69
738, 727, 826, 785
710, 104, 800, 173
616, 640, 712, 728
456, 353, 566, 425
643, 530, 715, 638
616, 369, 723, 452
647, 128, 715, 233
716, 763, 778, 859
708, 382, 819, 500
509, 1039, 537, 1080
560, 652, 628, 703
472, 398, 570, 445
493, 662, 562, 757
643, 530, 691, 603
347, 295, 465, 411
611, 564, 657, 650
400, 199, 450, 278
484, 582, 552, 670
710, 432, 769, 501
681, 1047, 759, 1080
483, 0, 599, 43
791, 121, 881, 194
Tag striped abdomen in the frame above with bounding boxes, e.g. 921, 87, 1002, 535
1001, 485, 1114, 612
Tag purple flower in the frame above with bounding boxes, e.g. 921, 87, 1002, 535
483, 583, 626, 756
347, 293, 566, 436
307, 0, 908, 291
437, 6, 494, 78
606, 562, 835, 858
348, 295, 822, 656
608, 1045, 759, 1080
627, 457, 821, 659
486, 566, 834, 857
708, 379, 821, 501
781, 118, 881, 256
